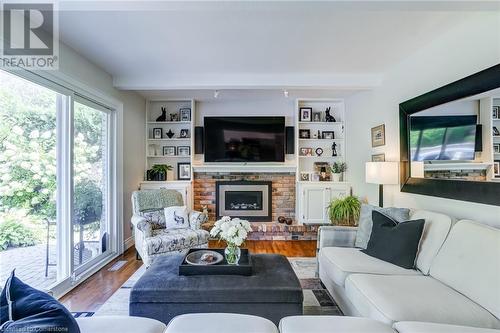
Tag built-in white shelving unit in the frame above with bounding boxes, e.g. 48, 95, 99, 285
295, 99, 350, 225
144, 99, 194, 181
141, 99, 195, 207
295, 99, 346, 183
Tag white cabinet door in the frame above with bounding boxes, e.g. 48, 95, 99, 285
299, 183, 350, 224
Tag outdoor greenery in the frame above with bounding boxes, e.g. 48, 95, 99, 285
0, 212, 38, 250
0, 71, 105, 251
327, 195, 361, 226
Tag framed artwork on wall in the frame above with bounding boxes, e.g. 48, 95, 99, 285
371, 124, 385, 147
371, 153, 386, 162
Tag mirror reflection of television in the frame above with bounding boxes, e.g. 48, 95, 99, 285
410, 115, 477, 161
204, 117, 285, 162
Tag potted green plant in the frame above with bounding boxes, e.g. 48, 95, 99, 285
151, 164, 173, 181
327, 195, 361, 226
330, 162, 347, 182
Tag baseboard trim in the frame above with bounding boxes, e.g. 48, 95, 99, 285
124, 236, 135, 250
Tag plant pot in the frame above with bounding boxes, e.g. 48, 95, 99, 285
331, 173, 342, 182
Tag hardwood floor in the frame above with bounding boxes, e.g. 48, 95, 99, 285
60, 240, 316, 312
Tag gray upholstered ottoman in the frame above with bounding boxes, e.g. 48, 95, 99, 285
129, 253, 303, 325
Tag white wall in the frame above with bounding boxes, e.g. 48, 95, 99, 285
345, 12, 500, 226
58, 42, 146, 243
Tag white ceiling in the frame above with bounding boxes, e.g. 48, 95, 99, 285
56, 1, 498, 94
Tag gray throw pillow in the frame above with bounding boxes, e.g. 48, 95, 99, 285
354, 204, 410, 249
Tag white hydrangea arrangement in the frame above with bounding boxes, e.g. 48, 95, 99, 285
210, 216, 252, 246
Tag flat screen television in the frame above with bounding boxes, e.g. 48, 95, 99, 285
410, 115, 477, 161
204, 117, 285, 162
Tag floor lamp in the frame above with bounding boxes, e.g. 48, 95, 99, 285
365, 162, 399, 207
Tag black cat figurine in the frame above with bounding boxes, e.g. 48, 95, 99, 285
156, 107, 167, 121
325, 107, 336, 122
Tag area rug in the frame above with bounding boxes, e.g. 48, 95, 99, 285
95, 257, 342, 317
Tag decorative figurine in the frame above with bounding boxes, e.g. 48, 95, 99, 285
325, 107, 336, 122
332, 142, 338, 157
170, 113, 179, 122
166, 129, 175, 138
278, 216, 286, 224
156, 107, 167, 121
285, 218, 293, 225
315, 147, 324, 156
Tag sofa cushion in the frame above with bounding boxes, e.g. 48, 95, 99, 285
355, 204, 410, 249
409, 210, 453, 275
345, 274, 499, 329
319, 247, 420, 287
143, 228, 209, 256
362, 211, 425, 269
77, 316, 166, 333
166, 313, 278, 333
393, 321, 500, 333
429, 220, 500, 319
279, 316, 395, 333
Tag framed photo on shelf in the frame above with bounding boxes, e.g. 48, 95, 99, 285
300, 172, 310, 181
180, 108, 191, 121
493, 126, 500, 136
311, 172, 320, 182
494, 144, 500, 154
299, 129, 310, 139
371, 124, 386, 147
163, 146, 176, 156
494, 160, 500, 177
299, 147, 313, 156
178, 162, 191, 180
177, 146, 191, 156
179, 129, 190, 138
372, 153, 386, 162
493, 106, 499, 119
312, 112, 322, 122
153, 128, 163, 139
299, 107, 312, 122
321, 131, 335, 139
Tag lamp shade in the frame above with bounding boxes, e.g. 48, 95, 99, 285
365, 162, 399, 185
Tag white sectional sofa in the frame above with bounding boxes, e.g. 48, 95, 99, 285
317, 210, 500, 329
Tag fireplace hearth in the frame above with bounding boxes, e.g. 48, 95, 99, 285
216, 181, 272, 221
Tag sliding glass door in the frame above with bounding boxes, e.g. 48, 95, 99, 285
0, 69, 117, 295
72, 100, 111, 271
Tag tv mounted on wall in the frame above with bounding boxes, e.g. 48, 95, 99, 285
204, 117, 285, 162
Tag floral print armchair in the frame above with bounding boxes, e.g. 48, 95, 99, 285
131, 189, 209, 267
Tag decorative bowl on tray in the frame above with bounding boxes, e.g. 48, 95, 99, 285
185, 250, 224, 266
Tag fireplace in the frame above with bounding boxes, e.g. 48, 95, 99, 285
216, 181, 272, 221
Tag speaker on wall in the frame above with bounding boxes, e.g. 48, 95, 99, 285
285, 126, 295, 154
475, 124, 482, 152
195, 126, 204, 154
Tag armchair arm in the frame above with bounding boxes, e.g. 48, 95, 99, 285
189, 211, 208, 230
131, 215, 153, 238
317, 226, 358, 250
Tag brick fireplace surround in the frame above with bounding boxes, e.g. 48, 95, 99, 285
193, 172, 296, 223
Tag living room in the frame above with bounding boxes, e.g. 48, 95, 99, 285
0, 1, 499, 333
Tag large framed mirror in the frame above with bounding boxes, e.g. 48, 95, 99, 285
400, 64, 500, 206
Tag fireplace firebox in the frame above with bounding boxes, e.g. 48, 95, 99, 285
216, 181, 272, 221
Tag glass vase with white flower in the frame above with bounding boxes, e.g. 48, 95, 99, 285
210, 216, 252, 265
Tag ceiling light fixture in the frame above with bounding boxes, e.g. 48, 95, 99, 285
214, 90, 220, 98
283, 90, 289, 98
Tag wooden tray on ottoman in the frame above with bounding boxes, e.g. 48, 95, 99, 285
179, 248, 252, 276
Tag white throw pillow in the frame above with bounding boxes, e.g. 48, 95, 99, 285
164, 206, 189, 229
